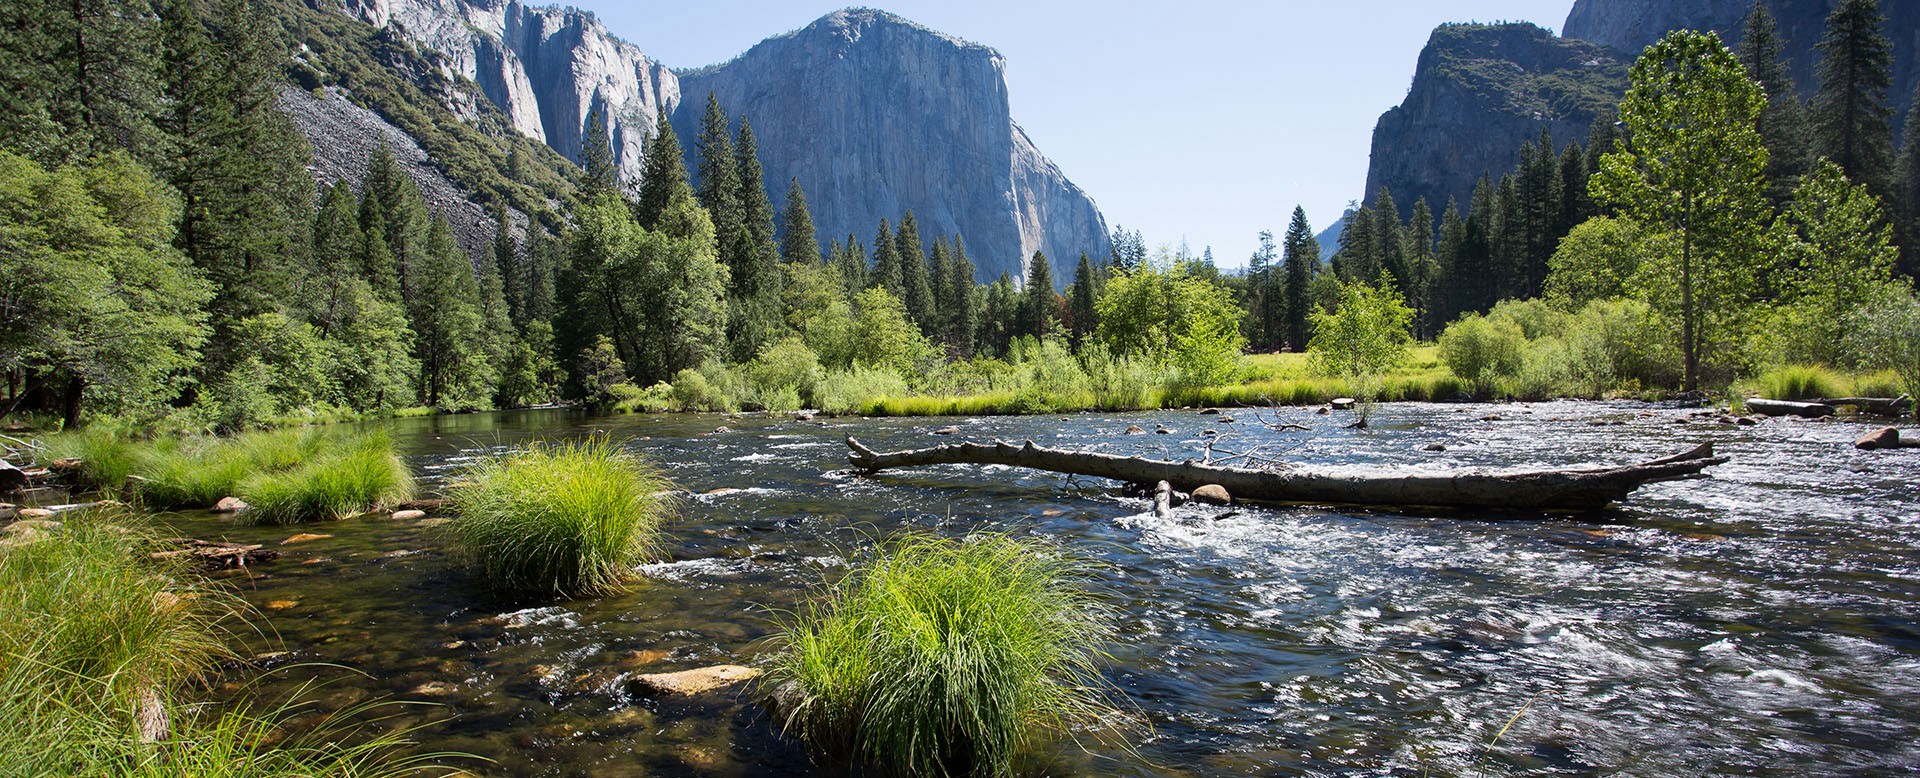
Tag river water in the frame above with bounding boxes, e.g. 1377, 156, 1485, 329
161, 401, 1920, 777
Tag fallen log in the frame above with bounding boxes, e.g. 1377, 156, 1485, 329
1814, 395, 1912, 416
1746, 398, 1834, 418
845, 437, 1727, 512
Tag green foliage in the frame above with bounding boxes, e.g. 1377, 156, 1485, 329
447, 437, 674, 597
769, 534, 1119, 777
1309, 275, 1414, 384
848, 286, 937, 376
1094, 259, 1247, 385
744, 337, 825, 409
239, 433, 413, 524
670, 367, 734, 413
136, 429, 327, 510
1439, 314, 1526, 394
1770, 160, 1904, 367
0, 150, 213, 426
41, 428, 145, 489
1592, 29, 1770, 391
1811, 0, 1895, 200
1848, 285, 1920, 412
1546, 216, 1650, 306
815, 366, 910, 416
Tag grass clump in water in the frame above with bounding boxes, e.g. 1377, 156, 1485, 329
1749, 364, 1846, 401
0, 506, 450, 776
769, 533, 1123, 777
137, 429, 330, 510
447, 436, 675, 597
239, 432, 413, 524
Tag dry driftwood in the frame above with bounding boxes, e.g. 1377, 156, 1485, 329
846, 436, 1727, 512
151, 538, 281, 571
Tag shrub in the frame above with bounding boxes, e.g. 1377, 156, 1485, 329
240, 433, 413, 524
745, 337, 825, 407
769, 534, 1119, 777
670, 367, 736, 412
1438, 314, 1526, 395
816, 366, 910, 415
447, 437, 675, 597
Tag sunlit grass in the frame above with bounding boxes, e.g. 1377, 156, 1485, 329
1745, 364, 1848, 401
239, 433, 414, 525
769, 533, 1123, 777
446, 436, 675, 597
137, 429, 330, 510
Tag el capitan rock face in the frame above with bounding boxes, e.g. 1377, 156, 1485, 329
673, 9, 1105, 282
317, 2, 1105, 283
1362, 23, 1626, 220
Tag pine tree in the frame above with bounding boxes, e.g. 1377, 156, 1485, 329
945, 236, 977, 357
1108, 225, 1146, 271
868, 219, 901, 294
633, 112, 687, 230
1245, 230, 1277, 350
412, 216, 495, 410
524, 227, 558, 325
1895, 83, 1920, 279
779, 177, 820, 264
2, 0, 163, 165
1740, 2, 1815, 204
1403, 198, 1440, 337
305, 181, 365, 337
1280, 207, 1320, 352
493, 208, 524, 329
1020, 251, 1059, 339
833, 232, 866, 299
1067, 251, 1101, 345
895, 211, 935, 330
1371, 188, 1408, 293
579, 103, 618, 200
927, 237, 953, 346
1812, 0, 1895, 200
727, 117, 784, 360
1434, 198, 1468, 325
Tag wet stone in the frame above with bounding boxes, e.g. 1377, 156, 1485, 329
391, 509, 426, 521
627, 665, 763, 696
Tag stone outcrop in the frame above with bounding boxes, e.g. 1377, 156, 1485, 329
1363, 23, 1626, 221
674, 9, 1107, 282
317, 3, 1105, 284
336, 0, 677, 183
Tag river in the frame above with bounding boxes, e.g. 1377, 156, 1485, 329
160, 401, 1920, 777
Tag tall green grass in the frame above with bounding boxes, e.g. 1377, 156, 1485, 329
769, 534, 1122, 777
1748, 364, 1847, 401
41, 427, 145, 489
137, 429, 330, 510
446, 437, 675, 597
0, 507, 450, 777
239, 433, 414, 525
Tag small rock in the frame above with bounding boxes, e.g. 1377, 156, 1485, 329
1155, 426, 1172, 435
264, 600, 299, 611
1330, 397, 1356, 410
1124, 425, 1146, 435
613, 649, 672, 669
792, 411, 815, 421
1041, 508, 1065, 517
16, 507, 53, 520
1316, 406, 1331, 415
1199, 408, 1220, 415
280, 533, 332, 545
702, 487, 746, 497
712, 426, 731, 434
1479, 414, 1502, 422
211, 496, 247, 513
1736, 416, 1758, 426
1190, 484, 1231, 506
1423, 443, 1447, 452
932, 426, 960, 435
1201, 429, 1218, 436
1855, 427, 1901, 450
410, 681, 461, 697
391, 509, 426, 521
1219, 415, 1234, 423
1586, 419, 1610, 426
627, 664, 763, 696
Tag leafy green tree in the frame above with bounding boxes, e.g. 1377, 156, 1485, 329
848, 286, 935, 375
1308, 275, 1413, 418
779, 177, 820, 264
1439, 313, 1526, 396
1812, 0, 1895, 200
1094, 259, 1246, 385
1280, 206, 1320, 351
0, 151, 212, 426
1592, 30, 1771, 391
1545, 216, 1652, 306
1739, 2, 1814, 204
304, 181, 365, 335
645, 190, 733, 379
1777, 159, 1904, 365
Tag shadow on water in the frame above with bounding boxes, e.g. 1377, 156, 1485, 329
154, 401, 1920, 776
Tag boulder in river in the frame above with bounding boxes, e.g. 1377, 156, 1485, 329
391, 509, 426, 521
211, 496, 247, 513
627, 664, 763, 696
1190, 484, 1231, 506
1124, 425, 1146, 435
1331, 398, 1356, 410
1855, 427, 1902, 450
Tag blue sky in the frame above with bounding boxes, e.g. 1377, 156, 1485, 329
568, 1, 1576, 268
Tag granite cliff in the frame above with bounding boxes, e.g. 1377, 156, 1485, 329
299, 1, 1104, 283
674, 9, 1106, 280
1362, 23, 1626, 219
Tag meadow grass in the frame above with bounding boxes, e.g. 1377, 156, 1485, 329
41, 426, 145, 489
1746, 364, 1848, 401
0, 506, 450, 777
446, 436, 675, 597
137, 428, 329, 510
769, 533, 1122, 777
239, 432, 414, 525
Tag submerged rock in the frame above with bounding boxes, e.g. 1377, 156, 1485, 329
627, 665, 763, 696
281, 533, 332, 545
391, 509, 426, 521
1423, 443, 1448, 452
932, 426, 960, 435
1124, 425, 1146, 435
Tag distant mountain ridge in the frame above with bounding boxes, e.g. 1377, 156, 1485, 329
307, 0, 1107, 282
1362, 0, 1920, 223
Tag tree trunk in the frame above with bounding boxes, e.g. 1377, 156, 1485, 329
846, 437, 1726, 512
1746, 398, 1835, 418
